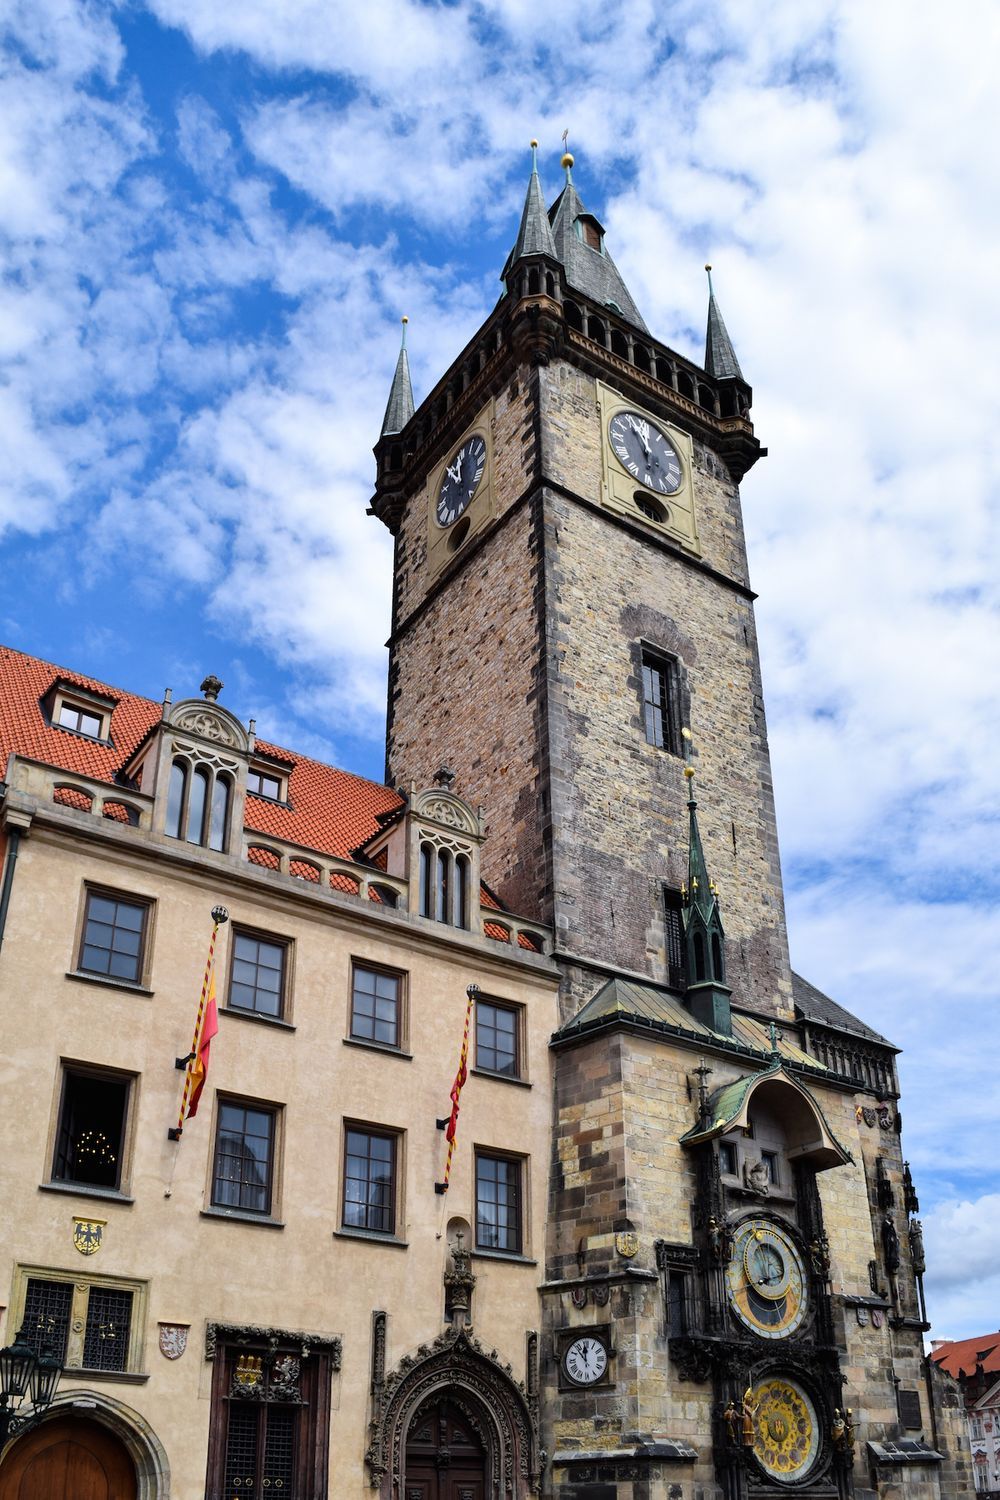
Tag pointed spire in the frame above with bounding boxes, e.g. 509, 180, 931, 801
547, 149, 649, 332
505, 140, 557, 269
704, 265, 744, 380
681, 729, 732, 1036
381, 317, 414, 436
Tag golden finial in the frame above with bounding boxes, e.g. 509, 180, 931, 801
561, 151, 574, 170
705, 263, 712, 272
401, 315, 408, 324
684, 765, 695, 780
681, 726, 692, 742
530, 138, 538, 148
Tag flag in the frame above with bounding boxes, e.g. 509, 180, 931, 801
438, 984, 477, 1191
187, 968, 218, 1119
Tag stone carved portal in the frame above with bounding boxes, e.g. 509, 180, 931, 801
367, 1329, 541, 1497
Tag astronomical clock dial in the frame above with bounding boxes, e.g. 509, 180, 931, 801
725, 1220, 808, 1339
749, 1375, 821, 1484
436, 434, 487, 527
562, 1335, 608, 1387
607, 410, 683, 495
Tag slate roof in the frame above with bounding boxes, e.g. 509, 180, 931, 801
792, 971, 896, 1049
381, 336, 415, 436
548, 178, 648, 332
931, 1332, 1000, 1380
501, 150, 558, 277
704, 278, 744, 380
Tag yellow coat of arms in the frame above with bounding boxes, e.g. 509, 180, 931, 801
615, 1231, 638, 1259
73, 1217, 106, 1255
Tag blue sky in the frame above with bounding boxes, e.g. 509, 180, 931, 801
2, 0, 998, 1339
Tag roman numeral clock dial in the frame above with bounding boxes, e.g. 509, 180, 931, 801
436, 434, 487, 527
608, 411, 683, 495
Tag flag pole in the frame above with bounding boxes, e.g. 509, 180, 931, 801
168, 904, 229, 1141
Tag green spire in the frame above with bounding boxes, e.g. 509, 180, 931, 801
681, 730, 731, 1035
704, 264, 744, 380
501, 140, 558, 283
381, 317, 414, 436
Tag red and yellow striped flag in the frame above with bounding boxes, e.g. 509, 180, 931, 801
170, 906, 228, 1140
186, 968, 218, 1119
438, 984, 478, 1192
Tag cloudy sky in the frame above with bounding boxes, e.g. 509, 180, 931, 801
2, 0, 998, 1340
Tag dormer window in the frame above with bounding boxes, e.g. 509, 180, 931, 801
419, 843, 470, 929
575, 216, 604, 252
49, 686, 113, 742
166, 758, 232, 852
247, 765, 286, 802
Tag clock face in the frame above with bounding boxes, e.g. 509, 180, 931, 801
725, 1220, 808, 1339
750, 1375, 821, 1484
563, 1335, 608, 1386
608, 410, 683, 495
436, 434, 487, 527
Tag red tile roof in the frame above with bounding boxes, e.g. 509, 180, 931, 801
931, 1333, 1000, 1379
0, 645, 402, 862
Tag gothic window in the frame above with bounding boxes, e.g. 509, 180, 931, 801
640, 649, 679, 753
475, 998, 520, 1078
419, 842, 433, 918
564, 300, 583, 331
205, 1332, 334, 1500
693, 929, 707, 982
14, 1267, 146, 1375
436, 849, 450, 923
419, 841, 471, 929
52, 1065, 131, 1191
611, 327, 629, 359
166, 755, 233, 851
78, 889, 149, 984
475, 1151, 523, 1254
350, 964, 403, 1049
228, 930, 288, 1019
343, 1126, 398, 1235
211, 1100, 277, 1216
663, 887, 687, 988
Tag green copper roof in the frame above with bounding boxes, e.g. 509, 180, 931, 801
381, 324, 414, 437
704, 266, 743, 380
547, 170, 648, 333
501, 143, 557, 279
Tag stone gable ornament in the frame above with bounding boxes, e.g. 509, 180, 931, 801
72, 1217, 106, 1255
158, 1323, 189, 1360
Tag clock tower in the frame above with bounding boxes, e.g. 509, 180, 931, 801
371, 149, 955, 1500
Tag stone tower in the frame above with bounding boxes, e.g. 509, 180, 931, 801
372, 149, 963, 1500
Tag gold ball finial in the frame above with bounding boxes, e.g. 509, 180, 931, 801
684, 765, 695, 779
705, 263, 712, 272
681, 726, 692, 741
401, 315, 408, 324
561, 151, 574, 170
530, 138, 538, 148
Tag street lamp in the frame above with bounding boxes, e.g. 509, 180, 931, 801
0, 1329, 63, 1448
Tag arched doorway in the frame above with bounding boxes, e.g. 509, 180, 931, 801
405, 1393, 487, 1499
0, 1413, 137, 1500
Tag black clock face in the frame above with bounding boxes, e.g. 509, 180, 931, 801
608, 410, 683, 495
436, 434, 487, 527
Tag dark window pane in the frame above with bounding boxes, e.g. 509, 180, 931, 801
212, 1103, 275, 1214
343, 1129, 396, 1233
641, 652, 677, 751
351, 967, 399, 1047
187, 767, 209, 845
82, 1285, 132, 1372
476, 1153, 521, 1253
476, 1001, 518, 1076
53, 1072, 128, 1189
166, 760, 186, 838
664, 887, 686, 989
228, 932, 286, 1018
80, 893, 146, 983
209, 776, 230, 852
22, 1279, 73, 1362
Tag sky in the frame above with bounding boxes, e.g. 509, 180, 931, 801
2, 0, 998, 1342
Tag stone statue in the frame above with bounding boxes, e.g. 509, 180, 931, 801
741, 1387, 757, 1448
744, 1158, 770, 1196
909, 1218, 925, 1275
882, 1215, 900, 1274
724, 1399, 740, 1445
809, 1233, 831, 1278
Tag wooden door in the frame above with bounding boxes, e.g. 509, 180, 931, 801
404, 1396, 487, 1500
0, 1414, 137, 1500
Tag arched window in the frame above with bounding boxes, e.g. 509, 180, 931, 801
209, 775, 231, 853
677, 371, 695, 399
655, 357, 674, 386
693, 930, 706, 982
187, 766, 210, 845
610, 329, 629, 360
454, 855, 469, 930
419, 844, 434, 919
586, 315, 607, 346
166, 759, 187, 839
435, 850, 451, 924
711, 932, 724, 982
632, 344, 651, 374
527, 267, 540, 295
564, 301, 583, 332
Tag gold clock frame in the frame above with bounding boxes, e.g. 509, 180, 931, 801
426, 402, 496, 578
597, 381, 700, 553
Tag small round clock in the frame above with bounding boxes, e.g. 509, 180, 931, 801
608, 410, 683, 495
725, 1220, 808, 1340
562, 1335, 608, 1386
436, 434, 487, 527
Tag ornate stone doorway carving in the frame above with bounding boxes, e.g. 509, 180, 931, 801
404, 1394, 487, 1499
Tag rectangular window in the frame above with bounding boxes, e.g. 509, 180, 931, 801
247, 768, 284, 801
78, 890, 148, 984
761, 1150, 779, 1185
475, 999, 519, 1077
475, 1151, 522, 1254
667, 1270, 691, 1333
719, 1141, 738, 1176
641, 650, 678, 752
229, 930, 288, 1019
350, 965, 401, 1048
212, 1100, 276, 1216
58, 702, 104, 738
52, 1066, 131, 1191
663, 887, 686, 989
15, 1268, 146, 1375
343, 1127, 397, 1235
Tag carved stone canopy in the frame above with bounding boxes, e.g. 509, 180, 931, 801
411, 786, 483, 840
680, 1062, 852, 1170
168, 698, 250, 754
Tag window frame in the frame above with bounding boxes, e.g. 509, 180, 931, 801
76, 885, 152, 988
639, 646, 681, 755
50, 689, 112, 743
10, 1264, 147, 1378
226, 926, 291, 1023
165, 754, 233, 852
246, 764, 288, 803
50, 1060, 136, 1196
662, 886, 687, 990
474, 1148, 525, 1257
348, 960, 405, 1052
474, 996, 523, 1081
340, 1122, 402, 1238
210, 1095, 281, 1220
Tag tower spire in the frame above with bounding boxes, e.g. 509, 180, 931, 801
546, 148, 649, 332
501, 140, 558, 285
381, 317, 415, 436
681, 729, 732, 1035
703, 264, 744, 380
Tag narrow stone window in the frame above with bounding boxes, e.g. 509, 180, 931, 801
640, 650, 680, 753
